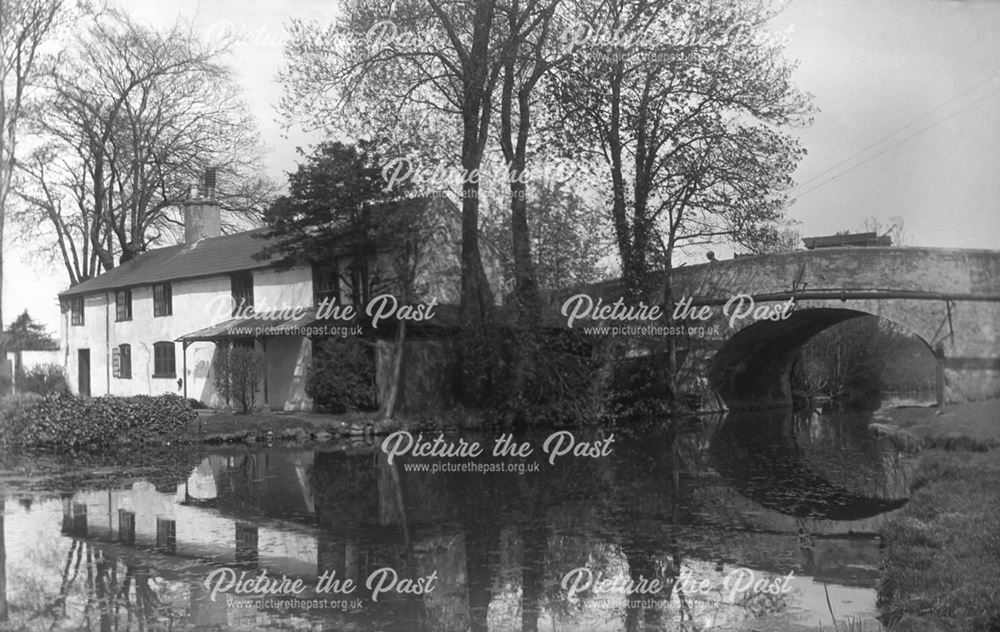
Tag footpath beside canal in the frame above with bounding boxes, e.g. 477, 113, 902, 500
874, 398, 1000, 632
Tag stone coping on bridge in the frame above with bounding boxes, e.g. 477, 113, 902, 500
538, 247, 1000, 408
545, 246, 1000, 305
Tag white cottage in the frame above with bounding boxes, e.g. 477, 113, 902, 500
57, 180, 463, 411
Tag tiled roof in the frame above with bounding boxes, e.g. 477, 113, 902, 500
59, 230, 277, 298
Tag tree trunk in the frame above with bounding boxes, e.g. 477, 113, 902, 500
459, 0, 497, 333
510, 92, 540, 328
456, 0, 499, 404
380, 319, 408, 419
500, 56, 542, 405
662, 259, 677, 403
606, 62, 645, 299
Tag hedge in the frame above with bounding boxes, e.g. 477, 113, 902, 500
0, 392, 196, 450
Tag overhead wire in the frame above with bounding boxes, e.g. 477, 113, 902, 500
790, 73, 1000, 199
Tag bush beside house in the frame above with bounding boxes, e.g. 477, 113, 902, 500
211, 345, 265, 412
0, 393, 195, 450
307, 338, 378, 413
18, 364, 69, 395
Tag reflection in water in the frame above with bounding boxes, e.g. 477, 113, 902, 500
711, 410, 909, 521
0, 409, 910, 631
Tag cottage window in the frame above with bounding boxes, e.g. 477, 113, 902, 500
153, 283, 172, 317
113, 344, 132, 379
153, 341, 176, 377
230, 272, 254, 316
115, 289, 132, 321
70, 297, 84, 326
312, 262, 340, 305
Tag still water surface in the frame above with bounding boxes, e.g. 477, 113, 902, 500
0, 408, 914, 631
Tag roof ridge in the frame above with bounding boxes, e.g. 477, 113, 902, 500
59, 229, 277, 298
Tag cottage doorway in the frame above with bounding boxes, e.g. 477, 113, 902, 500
78, 349, 91, 397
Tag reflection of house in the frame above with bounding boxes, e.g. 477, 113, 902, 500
57, 171, 460, 410
51, 453, 434, 629
64, 453, 321, 575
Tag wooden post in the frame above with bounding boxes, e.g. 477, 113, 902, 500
260, 338, 269, 410
934, 343, 946, 410
182, 341, 190, 399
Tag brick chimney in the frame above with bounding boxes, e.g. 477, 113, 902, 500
183, 168, 221, 245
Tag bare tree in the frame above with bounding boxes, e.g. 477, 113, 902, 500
494, 0, 568, 327
280, 0, 518, 334
377, 197, 457, 419
548, 0, 811, 399
865, 215, 910, 247
0, 0, 63, 325
552, 0, 812, 298
481, 177, 610, 291
14, 8, 273, 286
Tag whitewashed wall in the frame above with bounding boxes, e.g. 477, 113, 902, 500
60, 265, 315, 410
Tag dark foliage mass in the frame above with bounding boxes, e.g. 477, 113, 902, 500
0, 310, 58, 352
792, 316, 936, 410
17, 363, 68, 395
0, 393, 195, 450
307, 338, 378, 413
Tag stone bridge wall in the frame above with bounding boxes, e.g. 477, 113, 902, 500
550, 248, 1000, 410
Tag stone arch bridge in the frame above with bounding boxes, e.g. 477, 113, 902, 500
548, 247, 1000, 410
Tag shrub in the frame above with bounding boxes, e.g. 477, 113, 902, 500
0, 392, 195, 450
211, 344, 233, 407
487, 329, 606, 426
18, 363, 69, 395
307, 338, 377, 413
229, 346, 264, 412
211, 344, 263, 412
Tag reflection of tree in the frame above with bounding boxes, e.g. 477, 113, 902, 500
219, 454, 264, 513
618, 426, 683, 632
312, 451, 378, 537
520, 524, 546, 632
792, 409, 902, 500
22, 539, 179, 631
0, 498, 6, 622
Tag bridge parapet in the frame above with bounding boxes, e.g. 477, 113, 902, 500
547, 247, 1000, 409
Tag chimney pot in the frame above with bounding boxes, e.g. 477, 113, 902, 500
203, 168, 218, 202
184, 173, 221, 245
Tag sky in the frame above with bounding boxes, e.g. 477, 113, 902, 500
7, 0, 1000, 335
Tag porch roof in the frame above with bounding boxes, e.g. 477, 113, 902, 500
175, 315, 309, 342
176, 302, 492, 343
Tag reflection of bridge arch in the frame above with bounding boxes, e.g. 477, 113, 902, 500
709, 410, 909, 521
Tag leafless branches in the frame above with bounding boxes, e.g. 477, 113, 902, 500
14, 7, 275, 285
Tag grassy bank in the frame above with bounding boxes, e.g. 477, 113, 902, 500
876, 398, 1000, 449
877, 399, 1000, 632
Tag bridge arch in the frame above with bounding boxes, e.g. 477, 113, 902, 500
708, 304, 938, 410
552, 247, 1000, 407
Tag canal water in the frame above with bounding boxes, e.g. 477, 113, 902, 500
0, 408, 914, 631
